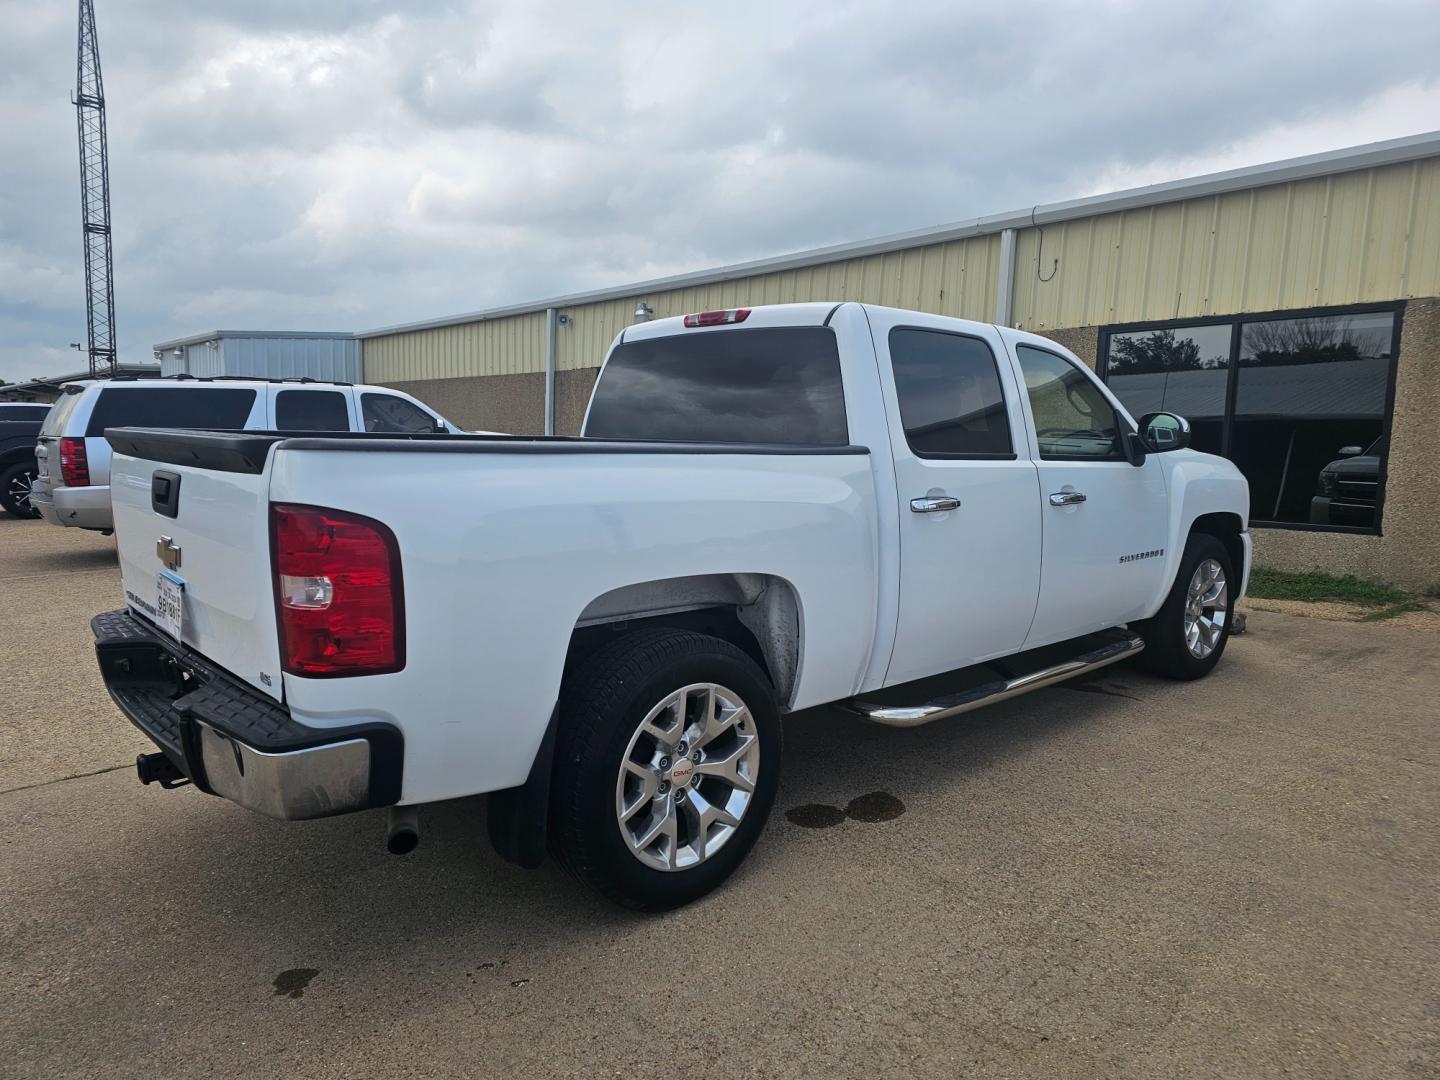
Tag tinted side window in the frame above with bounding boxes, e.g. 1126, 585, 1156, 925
889, 329, 1012, 457
362, 393, 437, 433
585, 327, 848, 445
86, 388, 257, 435
275, 390, 350, 431
0, 404, 51, 421
1015, 346, 1122, 460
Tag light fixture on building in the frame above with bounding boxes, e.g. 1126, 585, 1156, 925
634, 302, 654, 322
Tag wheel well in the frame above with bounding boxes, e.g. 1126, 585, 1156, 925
566, 574, 800, 708
1189, 512, 1244, 576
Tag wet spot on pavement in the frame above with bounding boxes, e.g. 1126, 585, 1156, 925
786, 803, 847, 828
845, 791, 906, 822
788, 791, 906, 827
273, 968, 320, 999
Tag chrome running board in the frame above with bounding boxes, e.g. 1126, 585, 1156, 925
846, 632, 1145, 728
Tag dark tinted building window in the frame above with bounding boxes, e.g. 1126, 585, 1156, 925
585, 327, 849, 445
1101, 307, 1398, 531
275, 390, 350, 431
1233, 312, 1393, 527
889, 329, 1011, 456
1104, 323, 1229, 455
362, 393, 438, 433
86, 388, 257, 435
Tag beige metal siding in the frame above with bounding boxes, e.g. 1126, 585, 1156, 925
364, 310, 549, 382
1011, 158, 1440, 329
363, 235, 1001, 379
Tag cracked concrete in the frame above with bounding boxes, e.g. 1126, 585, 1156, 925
2, 514, 1437, 1078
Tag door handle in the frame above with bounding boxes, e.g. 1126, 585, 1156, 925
1049, 491, 1087, 506
910, 495, 961, 513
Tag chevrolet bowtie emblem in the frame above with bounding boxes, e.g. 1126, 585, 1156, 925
156, 535, 182, 571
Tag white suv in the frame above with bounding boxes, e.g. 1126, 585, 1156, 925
32, 377, 460, 532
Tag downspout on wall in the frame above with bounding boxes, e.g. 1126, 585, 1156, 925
544, 307, 557, 436
994, 227, 1017, 327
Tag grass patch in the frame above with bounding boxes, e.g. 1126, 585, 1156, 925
1246, 567, 1408, 606
1358, 600, 1430, 623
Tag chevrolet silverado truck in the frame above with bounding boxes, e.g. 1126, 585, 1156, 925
93, 302, 1250, 910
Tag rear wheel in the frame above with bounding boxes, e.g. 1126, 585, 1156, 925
1134, 532, 1234, 680
550, 627, 781, 910
0, 462, 41, 519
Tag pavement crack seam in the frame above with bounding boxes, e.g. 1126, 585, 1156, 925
0, 762, 130, 797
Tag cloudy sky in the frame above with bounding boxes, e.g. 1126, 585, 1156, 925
2, 0, 1438, 383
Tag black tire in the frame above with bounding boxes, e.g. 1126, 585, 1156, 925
1134, 532, 1235, 680
550, 627, 782, 911
0, 461, 41, 519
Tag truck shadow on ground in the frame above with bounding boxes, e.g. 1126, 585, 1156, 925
22, 660, 1189, 1011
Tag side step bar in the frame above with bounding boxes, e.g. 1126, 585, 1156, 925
846, 633, 1145, 728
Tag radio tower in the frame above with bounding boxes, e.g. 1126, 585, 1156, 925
74, 0, 116, 377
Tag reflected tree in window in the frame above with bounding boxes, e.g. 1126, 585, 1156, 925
1108, 328, 1226, 374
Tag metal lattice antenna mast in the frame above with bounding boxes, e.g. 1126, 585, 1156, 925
74, 0, 116, 378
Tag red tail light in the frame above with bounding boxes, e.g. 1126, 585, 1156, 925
271, 504, 404, 677
59, 437, 90, 487
682, 308, 750, 328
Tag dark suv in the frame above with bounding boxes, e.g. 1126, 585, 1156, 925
0, 401, 52, 518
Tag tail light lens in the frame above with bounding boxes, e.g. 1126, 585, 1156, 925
271, 504, 404, 677
682, 308, 750, 328
59, 438, 90, 487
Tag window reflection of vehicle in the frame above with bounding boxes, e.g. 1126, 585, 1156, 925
1310, 438, 1382, 528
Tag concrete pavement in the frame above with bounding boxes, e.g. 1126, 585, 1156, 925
2, 515, 1436, 1078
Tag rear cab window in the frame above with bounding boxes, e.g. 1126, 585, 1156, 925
584, 327, 848, 445
889, 328, 1013, 457
85, 387, 258, 436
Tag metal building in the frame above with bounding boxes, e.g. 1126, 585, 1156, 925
152, 331, 361, 383
357, 131, 1440, 589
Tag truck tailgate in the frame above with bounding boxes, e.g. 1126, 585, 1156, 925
109, 435, 283, 701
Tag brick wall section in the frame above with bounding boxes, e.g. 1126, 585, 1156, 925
1036, 325, 1101, 369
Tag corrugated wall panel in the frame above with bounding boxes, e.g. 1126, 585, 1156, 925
363, 159, 1437, 378
1012, 158, 1440, 329
217, 337, 361, 381
363, 235, 1002, 381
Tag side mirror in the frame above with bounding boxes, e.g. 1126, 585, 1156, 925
1137, 412, 1191, 453
1337, 445, 1363, 457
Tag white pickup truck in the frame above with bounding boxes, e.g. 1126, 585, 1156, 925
94, 302, 1250, 909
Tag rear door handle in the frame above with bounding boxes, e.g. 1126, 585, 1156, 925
910, 495, 961, 513
1049, 491, 1087, 506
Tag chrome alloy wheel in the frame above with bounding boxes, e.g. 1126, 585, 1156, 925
615, 682, 760, 872
7, 467, 36, 513
1184, 558, 1228, 659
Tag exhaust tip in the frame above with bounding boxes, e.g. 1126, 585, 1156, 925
385, 805, 420, 855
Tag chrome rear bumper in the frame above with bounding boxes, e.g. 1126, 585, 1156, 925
92, 609, 402, 819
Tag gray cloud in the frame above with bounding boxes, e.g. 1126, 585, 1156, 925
1, 0, 1437, 382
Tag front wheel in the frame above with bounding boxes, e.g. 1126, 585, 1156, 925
0, 462, 41, 519
550, 628, 781, 910
1134, 533, 1235, 680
